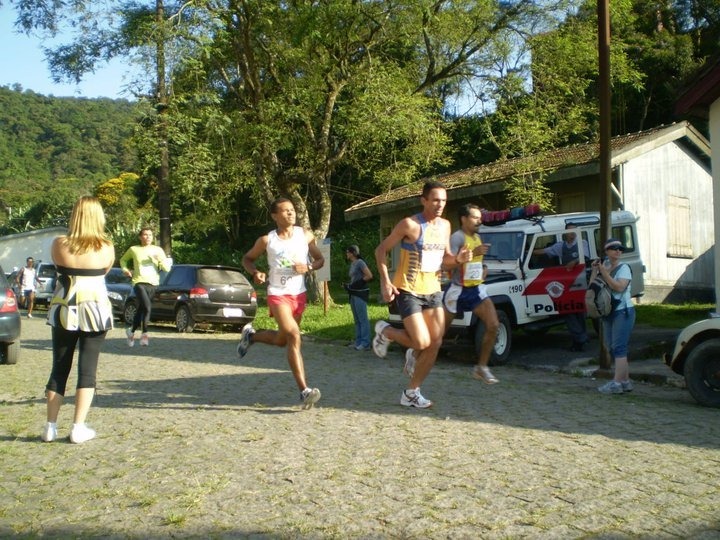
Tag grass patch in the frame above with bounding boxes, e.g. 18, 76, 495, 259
635, 302, 714, 329
252, 297, 390, 343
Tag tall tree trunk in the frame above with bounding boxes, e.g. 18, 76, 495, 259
156, 0, 172, 256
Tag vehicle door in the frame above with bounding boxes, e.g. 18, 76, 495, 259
523, 231, 588, 318
153, 266, 192, 318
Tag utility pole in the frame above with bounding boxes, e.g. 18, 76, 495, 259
156, 0, 172, 256
598, 0, 612, 369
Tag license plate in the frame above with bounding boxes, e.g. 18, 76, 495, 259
222, 307, 244, 317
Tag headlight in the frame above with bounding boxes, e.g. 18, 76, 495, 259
107, 291, 123, 301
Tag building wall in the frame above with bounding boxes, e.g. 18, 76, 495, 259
621, 142, 714, 302
0, 227, 65, 273
712, 99, 720, 312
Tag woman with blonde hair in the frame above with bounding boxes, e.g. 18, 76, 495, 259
42, 196, 115, 443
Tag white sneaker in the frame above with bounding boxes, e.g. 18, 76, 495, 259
27, 313, 33, 319
400, 388, 433, 408
41, 422, 57, 442
301, 388, 321, 410
372, 321, 392, 358
403, 348, 416, 378
70, 424, 96, 444
139, 333, 149, 346
126, 327, 135, 347
237, 323, 256, 358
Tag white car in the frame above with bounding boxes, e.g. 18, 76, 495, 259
663, 318, 720, 408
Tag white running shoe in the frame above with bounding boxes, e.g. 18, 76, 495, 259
301, 388, 321, 410
41, 422, 57, 442
139, 333, 149, 346
237, 323, 256, 358
403, 348, 416, 378
400, 388, 433, 408
372, 321, 392, 358
70, 424, 96, 444
126, 327, 135, 347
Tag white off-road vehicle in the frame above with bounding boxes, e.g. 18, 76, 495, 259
663, 318, 720, 408
390, 210, 645, 365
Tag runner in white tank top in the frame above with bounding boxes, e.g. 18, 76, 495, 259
238, 198, 325, 409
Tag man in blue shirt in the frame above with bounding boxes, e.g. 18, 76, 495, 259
533, 224, 590, 351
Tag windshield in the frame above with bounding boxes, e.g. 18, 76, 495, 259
479, 231, 525, 261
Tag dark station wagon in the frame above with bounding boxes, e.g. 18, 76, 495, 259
123, 264, 257, 333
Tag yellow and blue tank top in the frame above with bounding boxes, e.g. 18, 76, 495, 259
392, 214, 445, 295
450, 229, 484, 287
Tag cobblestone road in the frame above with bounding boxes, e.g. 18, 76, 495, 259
1, 317, 718, 539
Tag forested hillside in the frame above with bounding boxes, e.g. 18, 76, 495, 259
0, 86, 142, 231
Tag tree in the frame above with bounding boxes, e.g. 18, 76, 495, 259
164, 1, 569, 240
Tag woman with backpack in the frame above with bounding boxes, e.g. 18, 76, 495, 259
591, 238, 635, 394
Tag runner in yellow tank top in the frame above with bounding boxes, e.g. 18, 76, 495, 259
443, 203, 501, 384
374, 181, 472, 409
392, 213, 447, 295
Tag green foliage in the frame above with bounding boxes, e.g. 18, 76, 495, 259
5, 0, 719, 256
504, 172, 555, 212
0, 86, 141, 232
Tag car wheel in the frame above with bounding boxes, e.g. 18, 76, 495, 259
684, 339, 720, 408
123, 301, 137, 327
175, 305, 195, 333
1, 340, 20, 365
474, 309, 511, 366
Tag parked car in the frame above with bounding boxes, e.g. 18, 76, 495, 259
123, 264, 257, 333
10, 261, 57, 309
663, 318, 720, 408
105, 267, 133, 321
0, 264, 21, 365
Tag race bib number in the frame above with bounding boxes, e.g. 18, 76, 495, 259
270, 267, 297, 288
464, 262, 483, 281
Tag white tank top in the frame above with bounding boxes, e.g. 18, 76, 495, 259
267, 226, 309, 296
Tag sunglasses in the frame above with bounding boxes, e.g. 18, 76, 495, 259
606, 246, 622, 251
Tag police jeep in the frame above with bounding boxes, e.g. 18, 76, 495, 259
390, 210, 645, 365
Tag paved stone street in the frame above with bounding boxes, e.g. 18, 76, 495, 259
1, 317, 719, 539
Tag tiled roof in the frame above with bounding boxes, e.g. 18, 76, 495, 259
344, 121, 707, 220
